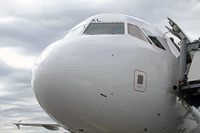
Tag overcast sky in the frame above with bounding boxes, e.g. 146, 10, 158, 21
0, 0, 200, 133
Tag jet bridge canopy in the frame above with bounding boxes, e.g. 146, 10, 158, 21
178, 39, 200, 108
166, 17, 200, 108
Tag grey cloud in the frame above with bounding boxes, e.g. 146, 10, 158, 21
0, 64, 32, 85
0, 60, 13, 75
0, 18, 64, 52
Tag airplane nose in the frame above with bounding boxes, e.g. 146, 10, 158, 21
32, 38, 114, 126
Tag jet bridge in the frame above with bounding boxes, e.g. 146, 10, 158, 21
166, 17, 200, 107
178, 38, 200, 108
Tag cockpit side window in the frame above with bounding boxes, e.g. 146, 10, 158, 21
142, 29, 166, 50
84, 23, 124, 35
66, 25, 85, 38
128, 24, 151, 44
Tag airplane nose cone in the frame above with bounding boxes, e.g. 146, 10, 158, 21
32, 38, 114, 127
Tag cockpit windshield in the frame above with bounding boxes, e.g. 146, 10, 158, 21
84, 23, 124, 35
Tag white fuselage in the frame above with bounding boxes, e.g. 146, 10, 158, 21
32, 14, 199, 133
